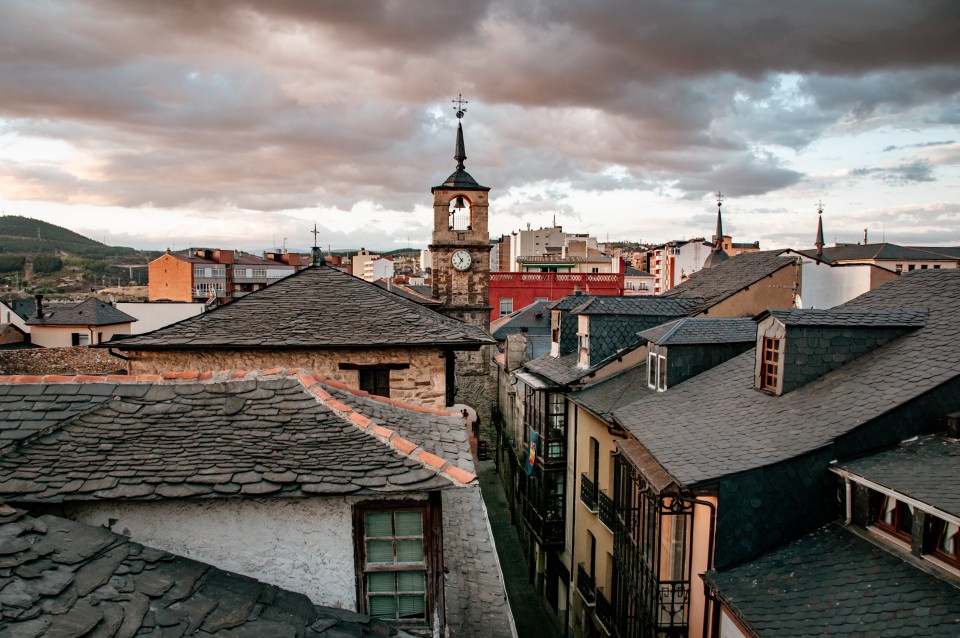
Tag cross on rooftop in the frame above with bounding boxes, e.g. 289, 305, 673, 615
452, 93, 468, 119
311, 223, 320, 248
716, 190, 724, 208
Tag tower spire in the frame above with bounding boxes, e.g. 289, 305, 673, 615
714, 190, 724, 247
453, 93, 468, 170
310, 223, 324, 267
703, 190, 730, 268
815, 200, 825, 257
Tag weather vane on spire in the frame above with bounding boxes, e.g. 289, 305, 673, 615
452, 93, 468, 120
716, 190, 724, 208
816, 199, 824, 215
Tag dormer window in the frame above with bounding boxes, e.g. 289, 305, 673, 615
760, 337, 780, 392
647, 352, 666, 392
931, 518, 960, 567
873, 493, 913, 542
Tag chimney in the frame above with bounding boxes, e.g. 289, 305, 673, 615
863, 228, 868, 244
34, 294, 43, 318
947, 412, 960, 440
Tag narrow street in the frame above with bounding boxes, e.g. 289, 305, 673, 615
476, 457, 563, 638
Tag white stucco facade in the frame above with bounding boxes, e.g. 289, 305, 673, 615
116, 302, 206, 334
64, 494, 425, 609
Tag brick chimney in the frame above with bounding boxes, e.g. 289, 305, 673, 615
34, 294, 43, 319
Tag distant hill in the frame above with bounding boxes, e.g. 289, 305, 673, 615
0, 215, 144, 259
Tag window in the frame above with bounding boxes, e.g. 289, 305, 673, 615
908, 264, 916, 271
921, 264, 928, 270
648, 352, 666, 391
359, 368, 390, 397
930, 517, 960, 567
873, 493, 913, 541
71, 332, 89, 346
358, 505, 430, 624
934, 265, 941, 269
499, 298, 513, 317
896, 264, 903, 274
760, 337, 780, 392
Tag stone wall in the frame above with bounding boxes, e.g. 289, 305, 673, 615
124, 346, 448, 409
0, 346, 125, 375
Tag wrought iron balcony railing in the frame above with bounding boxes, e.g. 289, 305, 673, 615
595, 587, 613, 635
580, 473, 598, 512
598, 489, 615, 531
576, 563, 596, 606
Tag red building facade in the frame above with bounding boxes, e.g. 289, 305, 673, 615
489, 272, 624, 321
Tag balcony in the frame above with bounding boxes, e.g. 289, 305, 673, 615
598, 489, 615, 531
580, 473, 598, 513
576, 563, 596, 606
521, 498, 565, 549
595, 587, 613, 635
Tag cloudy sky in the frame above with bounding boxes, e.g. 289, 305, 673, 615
1, 1, 959, 254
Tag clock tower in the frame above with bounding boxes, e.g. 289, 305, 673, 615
430, 96, 493, 397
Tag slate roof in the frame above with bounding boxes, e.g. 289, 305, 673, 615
614, 270, 960, 486
372, 279, 442, 306
703, 524, 960, 637
113, 265, 493, 350
545, 294, 594, 311
0, 377, 152, 444
490, 300, 552, 340
0, 504, 417, 637
26, 298, 137, 327
571, 296, 700, 316
833, 434, 960, 518
624, 267, 652, 277
569, 365, 651, 419
523, 352, 586, 386
638, 317, 757, 346
0, 370, 476, 503
659, 250, 797, 312
763, 308, 928, 328
797, 243, 960, 264
1, 297, 36, 321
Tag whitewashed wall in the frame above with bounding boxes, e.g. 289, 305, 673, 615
116, 302, 205, 334
64, 494, 425, 609
797, 259, 874, 309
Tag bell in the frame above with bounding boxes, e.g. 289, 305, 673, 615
453, 195, 466, 209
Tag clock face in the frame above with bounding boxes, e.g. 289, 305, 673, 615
451, 249, 472, 271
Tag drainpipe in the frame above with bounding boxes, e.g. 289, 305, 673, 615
845, 478, 853, 524
565, 405, 579, 638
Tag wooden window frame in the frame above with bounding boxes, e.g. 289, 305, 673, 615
354, 500, 437, 628
358, 368, 391, 398
928, 516, 960, 568
872, 492, 913, 542
760, 337, 780, 392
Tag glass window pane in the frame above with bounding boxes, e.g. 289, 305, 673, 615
395, 511, 423, 536
398, 570, 425, 592
366, 540, 394, 563
365, 512, 393, 537
398, 595, 426, 619
369, 595, 397, 619
396, 539, 424, 563
368, 572, 396, 593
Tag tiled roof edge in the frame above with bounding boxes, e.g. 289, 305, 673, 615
292, 371, 478, 487
0, 368, 479, 487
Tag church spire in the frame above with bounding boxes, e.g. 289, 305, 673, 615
703, 191, 730, 268
815, 200, 825, 257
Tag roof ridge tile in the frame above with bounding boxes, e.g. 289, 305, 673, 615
292, 374, 476, 486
